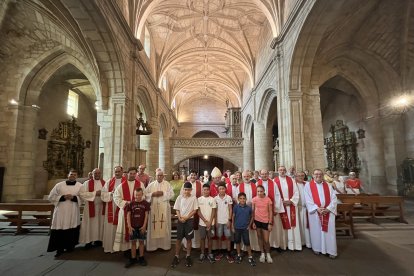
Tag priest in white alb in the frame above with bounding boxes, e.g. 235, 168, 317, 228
145, 169, 174, 251
113, 167, 143, 252
47, 169, 82, 257
101, 165, 126, 253
79, 168, 106, 248
305, 169, 338, 258
295, 171, 312, 249
274, 166, 302, 251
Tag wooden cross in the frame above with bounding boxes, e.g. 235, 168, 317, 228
159, 213, 165, 229
152, 214, 157, 230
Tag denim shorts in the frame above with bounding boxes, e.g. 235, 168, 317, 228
130, 226, 147, 241
216, 223, 231, 238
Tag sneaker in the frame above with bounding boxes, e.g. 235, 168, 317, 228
329, 254, 337, 259
171, 256, 180, 268
125, 258, 136, 268
215, 253, 223, 261
236, 255, 242, 264
199, 253, 206, 263
226, 254, 235, 264
54, 250, 64, 258
207, 254, 216, 264
259, 254, 266, 263
266, 253, 273, 264
185, 256, 193, 267
248, 256, 256, 266
138, 257, 147, 266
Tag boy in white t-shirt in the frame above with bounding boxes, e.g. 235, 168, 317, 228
198, 183, 217, 263
214, 182, 233, 263
172, 182, 199, 268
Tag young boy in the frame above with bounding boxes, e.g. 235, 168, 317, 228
214, 182, 234, 263
125, 187, 150, 268
198, 184, 216, 263
232, 192, 256, 266
172, 182, 199, 268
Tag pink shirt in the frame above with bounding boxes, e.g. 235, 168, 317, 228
252, 196, 272, 223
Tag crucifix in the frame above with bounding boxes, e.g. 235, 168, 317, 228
152, 214, 157, 230
159, 213, 165, 229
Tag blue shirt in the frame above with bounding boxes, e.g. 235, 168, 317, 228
233, 204, 252, 230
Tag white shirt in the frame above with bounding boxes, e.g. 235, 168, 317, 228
198, 196, 216, 226
214, 194, 233, 224
174, 195, 198, 218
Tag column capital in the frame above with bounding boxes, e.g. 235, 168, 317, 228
287, 90, 302, 100
111, 94, 127, 104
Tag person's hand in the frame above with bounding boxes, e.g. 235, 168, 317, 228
231, 225, 235, 233
226, 221, 231, 229
252, 222, 257, 230
64, 194, 73, 200
317, 207, 325, 214
96, 190, 101, 196
139, 227, 146, 234
129, 227, 133, 235
283, 200, 291, 206
268, 224, 273, 231
322, 209, 330, 215
205, 221, 211, 229
124, 201, 130, 208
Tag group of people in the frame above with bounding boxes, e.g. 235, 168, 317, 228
47, 164, 339, 269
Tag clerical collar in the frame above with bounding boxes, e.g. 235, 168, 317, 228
66, 180, 76, 186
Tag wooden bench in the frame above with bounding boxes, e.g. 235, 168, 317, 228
336, 203, 356, 238
337, 194, 407, 224
0, 203, 54, 234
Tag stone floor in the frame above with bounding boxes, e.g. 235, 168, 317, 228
1, 200, 414, 276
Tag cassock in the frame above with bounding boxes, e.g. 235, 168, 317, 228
305, 180, 337, 256
145, 180, 174, 251
47, 180, 82, 253
180, 180, 203, 248
236, 182, 259, 251
113, 179, 143, 251
257, 179, 284, 250
274, 176, 302, 250
79, 179, 106, 244
101, 176, 125, 253
296, 181, 311, 248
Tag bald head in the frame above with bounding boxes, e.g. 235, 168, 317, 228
260, 169, 269, 180
92, 168, 101, 180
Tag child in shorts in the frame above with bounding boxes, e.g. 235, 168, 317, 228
214, 182, 233, 263
198, 184, 216, 263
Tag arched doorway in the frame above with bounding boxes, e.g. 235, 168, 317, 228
176, 155, 238, 179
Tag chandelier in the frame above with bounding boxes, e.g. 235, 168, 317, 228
136, 112, 152, 135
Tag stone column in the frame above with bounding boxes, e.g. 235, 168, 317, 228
98, 94, 128, 180
243, 135, 254, 170
381, 114, 406, 194
253, 122, 273, 170
3, 105, 39, 201
146, 117, 159, 177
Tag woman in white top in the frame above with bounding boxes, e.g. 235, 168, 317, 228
332, 173, 345, 194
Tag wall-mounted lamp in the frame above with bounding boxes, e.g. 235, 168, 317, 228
85, 140, 91, 148
357, 128, 366, 139
38, 128, 48, 140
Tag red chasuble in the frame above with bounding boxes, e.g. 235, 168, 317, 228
309, 180, 331, 232
210, 183, 219, 197
121, 179, 142, 241
88, 179, 106, 218
107, 176, 126, 224
274, 176, 296, 229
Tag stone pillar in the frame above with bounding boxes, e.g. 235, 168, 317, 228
98, 94, 128, 180
146, 117, 159, 177
3, 105, 39, 201
243, 135, 254, 170
253, 122, 273, 170
381, 114, 406, 194
288, 92, 306, 170
364, 115, 387, 194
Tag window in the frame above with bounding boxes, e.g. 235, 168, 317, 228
67, 90, 79, 118
144, 26, 151, 58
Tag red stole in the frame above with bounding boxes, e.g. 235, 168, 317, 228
107, 176, 126, 224
238, 182, 257, 198
310, 180, 331, 232
274, 176, 296, 230
226, 182, 238, 199
210, 183, 219, 197
121, 179, 142, 241
88, 179, 106, 218
193, 181, 202, 230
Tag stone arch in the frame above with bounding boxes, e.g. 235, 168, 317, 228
257, 88, 277, 128
192, 131, 220, 138
173, 153, 242, 170
243, 114, 254, 139
136, 85, 155, 119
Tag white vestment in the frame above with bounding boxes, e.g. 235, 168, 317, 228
305, 181, 337, 256
297, 182, 311, 248
113, 180, 141, 251
145, 180, 174, 251
49, 181, 82, 230
101, 177, 123, 253
274, 177, 302, 250
79, 180, 105, 244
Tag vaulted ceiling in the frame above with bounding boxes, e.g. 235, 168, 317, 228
116, 0, 294, 122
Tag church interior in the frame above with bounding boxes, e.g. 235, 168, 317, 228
1, 0, 414, 275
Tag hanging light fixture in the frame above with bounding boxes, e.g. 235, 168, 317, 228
136, 112, 152, 135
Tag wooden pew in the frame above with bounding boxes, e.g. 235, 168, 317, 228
0, 203, 54, 234
336, 203, 356, 238
337, 194, 407, 224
